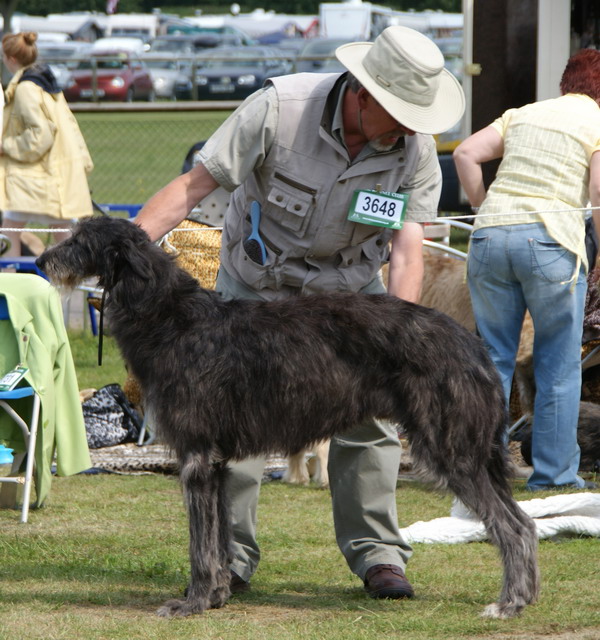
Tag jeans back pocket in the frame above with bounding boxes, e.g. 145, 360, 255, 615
467, 232, 490, 278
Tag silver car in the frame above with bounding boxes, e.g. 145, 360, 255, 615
141, 53, 192, 99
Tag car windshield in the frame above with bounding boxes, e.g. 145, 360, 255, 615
202, 50, 265, 69
77, 55, 128, 70
38, 46, 90, 69
39, 47, 77, 59
150, 40, 184, 53
145, 59, 179, 70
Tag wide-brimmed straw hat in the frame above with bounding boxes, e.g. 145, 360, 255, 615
335, 25, 465, 135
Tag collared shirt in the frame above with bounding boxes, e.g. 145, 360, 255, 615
201, 79, 406, 190
198, 72, 440, 297
474, 93, 600, 272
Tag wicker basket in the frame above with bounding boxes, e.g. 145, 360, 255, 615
162, 219, 222, 290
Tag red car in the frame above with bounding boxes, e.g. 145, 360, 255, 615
64, 50, 155, 102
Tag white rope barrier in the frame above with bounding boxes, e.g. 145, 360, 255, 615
2, 203, 599, 236
0, 226, 224, 234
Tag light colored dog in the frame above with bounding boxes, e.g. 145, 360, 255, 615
284, 440, 330, 488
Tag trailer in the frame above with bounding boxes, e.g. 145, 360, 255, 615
318, 0, 461, 40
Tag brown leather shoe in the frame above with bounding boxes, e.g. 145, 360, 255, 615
230, 571, 250, 594
364, 564, 414, 599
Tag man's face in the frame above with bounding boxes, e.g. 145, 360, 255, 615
359, 90, 416, 150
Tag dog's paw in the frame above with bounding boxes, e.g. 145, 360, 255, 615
480, 602, 523, 619
156, 597, 207, 618
209, 586, 230, 609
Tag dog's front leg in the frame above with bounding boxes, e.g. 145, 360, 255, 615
208, 461, 233, 608
157, 453, 231, 617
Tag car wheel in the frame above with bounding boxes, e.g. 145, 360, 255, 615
125, 87, 134, 102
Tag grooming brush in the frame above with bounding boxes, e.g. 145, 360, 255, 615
243, 200, 267, 265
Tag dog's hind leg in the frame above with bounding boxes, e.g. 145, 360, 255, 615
157, 453, 232, 617
284, 449, 311, 486
446, 463, 539, 619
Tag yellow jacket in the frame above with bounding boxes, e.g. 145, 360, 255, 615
0, 65, 94, 219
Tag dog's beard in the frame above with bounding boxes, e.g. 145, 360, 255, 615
41, 260, 88, 290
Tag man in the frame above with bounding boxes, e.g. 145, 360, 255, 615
136, 25, 464, 599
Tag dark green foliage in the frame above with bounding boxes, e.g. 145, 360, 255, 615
5, 0, 461, 20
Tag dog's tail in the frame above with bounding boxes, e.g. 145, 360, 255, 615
444, 435, 540, 619
405, 391, 539, 619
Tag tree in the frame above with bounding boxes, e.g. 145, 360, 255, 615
10, 0, 462, 19
1, 0, 20, 36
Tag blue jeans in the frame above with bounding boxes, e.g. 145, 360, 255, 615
467, 223, 585, 489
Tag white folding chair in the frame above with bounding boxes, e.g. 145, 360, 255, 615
0, 296, 41, 523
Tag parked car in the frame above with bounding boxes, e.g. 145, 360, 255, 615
294, 37, 359, 73
174, 45, 292, 101
64, 50, 155, 102
167, 21, 257, 47
37, 40, 93, 91
142, 53, 191, 99
148, 34, 222, 56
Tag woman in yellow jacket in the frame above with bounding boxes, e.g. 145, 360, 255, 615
0, 32, 94, 257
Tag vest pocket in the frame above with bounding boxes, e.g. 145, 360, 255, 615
267, 175, 316, 235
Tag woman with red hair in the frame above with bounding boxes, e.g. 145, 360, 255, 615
453, 48, 600, 492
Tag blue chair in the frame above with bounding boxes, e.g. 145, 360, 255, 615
0, 296, 41, 523
97, 204, 142, 219
0, 256, 47, 279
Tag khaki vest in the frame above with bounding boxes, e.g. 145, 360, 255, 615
221, 73, 436, 298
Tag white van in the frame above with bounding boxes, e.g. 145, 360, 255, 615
92, 36, 147, 54
104, 13, 158, 45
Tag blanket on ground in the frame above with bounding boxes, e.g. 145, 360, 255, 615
399, 493, 600, 543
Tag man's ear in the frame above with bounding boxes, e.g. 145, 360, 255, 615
357, 87, 370, 109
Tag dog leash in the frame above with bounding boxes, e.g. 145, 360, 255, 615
97, 287, 108, 367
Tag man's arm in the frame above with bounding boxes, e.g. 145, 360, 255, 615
387, 222, 425, 302
135, 88, 278, 243
135, 163, 220, 242
452, 125, 504, 208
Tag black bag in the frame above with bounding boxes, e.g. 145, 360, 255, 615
82, 383, 142, 449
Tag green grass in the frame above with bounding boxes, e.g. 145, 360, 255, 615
3, 251, 598, 639
449, 225, 471, 254
67, 330, 128, 390
75, 110, 232, 205
1, 474, 599, 640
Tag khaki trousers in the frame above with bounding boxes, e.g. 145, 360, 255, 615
216, 267, 413, 581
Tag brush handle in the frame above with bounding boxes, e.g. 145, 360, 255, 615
246, 201, 267, 264
250, 201, 261, 235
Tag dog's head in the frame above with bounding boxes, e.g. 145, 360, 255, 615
36, 216, 156, 290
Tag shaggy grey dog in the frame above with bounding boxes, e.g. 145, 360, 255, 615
36, 216, 539, 619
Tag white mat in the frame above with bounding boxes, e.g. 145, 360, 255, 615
399, 493, 600, 544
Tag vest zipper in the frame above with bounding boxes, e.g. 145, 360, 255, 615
274, 172, 318, 198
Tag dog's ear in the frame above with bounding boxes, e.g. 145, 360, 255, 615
97, 246, 121, 290
97, 241, 150, 290
119, 236, 155, 282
